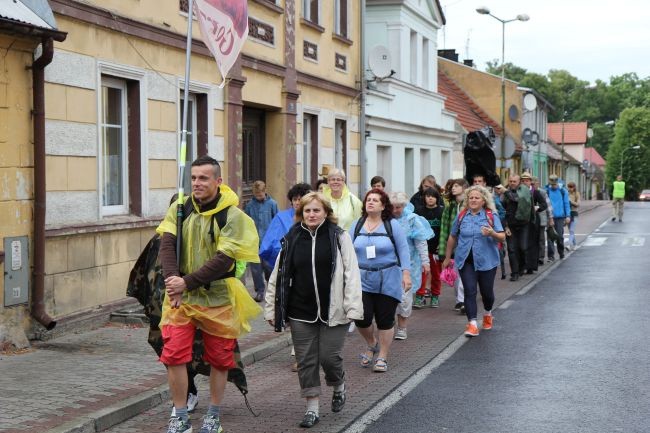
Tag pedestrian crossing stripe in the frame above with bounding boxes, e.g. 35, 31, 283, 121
622, 237, 645, 246
583, 236, 646, 246
583, 237, 607, 246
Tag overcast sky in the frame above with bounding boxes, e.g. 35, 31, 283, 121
439, 0, 650, 83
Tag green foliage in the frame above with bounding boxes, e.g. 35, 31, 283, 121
604, 107, 650, 199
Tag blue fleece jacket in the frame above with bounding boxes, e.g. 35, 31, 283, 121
545, 185, 570, 218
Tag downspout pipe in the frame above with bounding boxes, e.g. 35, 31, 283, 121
359, 0, 367, 193
31, 37, 56, 330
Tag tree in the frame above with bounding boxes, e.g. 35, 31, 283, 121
605, 107, 650, 200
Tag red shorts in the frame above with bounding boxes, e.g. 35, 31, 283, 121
160, 324, 236, 370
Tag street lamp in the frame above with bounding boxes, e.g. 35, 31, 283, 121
620, 145, 641, 177
476, 7, 529, 178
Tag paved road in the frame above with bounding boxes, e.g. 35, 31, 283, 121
360, 202, 650, 433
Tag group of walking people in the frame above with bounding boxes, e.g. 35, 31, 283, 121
153, 155, 580, 433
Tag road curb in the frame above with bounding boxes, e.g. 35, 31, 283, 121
46, 333, 292, 433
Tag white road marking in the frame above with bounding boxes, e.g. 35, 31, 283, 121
583, 237, 608, 246
342, 336, 469, 433
498, 300, 515, 309
622, 237, 646, 246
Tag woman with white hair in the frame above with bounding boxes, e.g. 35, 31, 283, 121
389, 192, 433, 340
442, 186, 505, 338
322, 168, 363, 231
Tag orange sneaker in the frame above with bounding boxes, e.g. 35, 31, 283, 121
482, 315, 493, 330
464, 323, 479, 337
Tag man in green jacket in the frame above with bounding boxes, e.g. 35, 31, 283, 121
612, 175, 626, 222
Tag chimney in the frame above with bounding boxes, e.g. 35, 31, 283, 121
463, 59, 475, 67
438, 49, 459, 62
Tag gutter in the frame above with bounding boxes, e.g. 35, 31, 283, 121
359, 0, 367, 193
30, 37, 57, 330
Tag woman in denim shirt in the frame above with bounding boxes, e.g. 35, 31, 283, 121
442, 186, 505, 338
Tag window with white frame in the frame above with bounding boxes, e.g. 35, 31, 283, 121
334, 0, 348, 38
100, 77, 128, 214
303, 0, 319, 24
303, 113, 319, 185
180, 93, 197, 195
335, 118, 347, 172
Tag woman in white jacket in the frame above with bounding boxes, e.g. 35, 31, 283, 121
265, 192, 363, 428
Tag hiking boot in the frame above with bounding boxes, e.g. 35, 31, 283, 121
413, 295, 426, 309
299, 411, 319, 428
429, 296, 439, 308
166, 417, 192, 433
394, 327, 407, 340
464, 323, 479, 337
331, 386, 346, 412
187, 393, 199, 413
199, 415, 223, 433
482, 315, 493, 330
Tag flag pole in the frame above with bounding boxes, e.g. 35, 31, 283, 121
177, 0, 195, 270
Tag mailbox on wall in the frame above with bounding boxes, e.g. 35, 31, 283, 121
4, 236, 29, 307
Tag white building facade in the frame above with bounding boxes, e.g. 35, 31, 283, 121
364, 0, 456, 195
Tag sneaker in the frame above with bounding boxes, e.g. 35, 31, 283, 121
199, 415, 223, 433
413, 295, 426, 309
254, 292, 264, 302
299, 411, 319, 428
453, 302, 463, 311
612, 217, 616, 221
429, 296, 439, 308
166, 417, 192, 433
482, 315, 493, 330
619, 218, 623, 222
459, 303, 466, 315
394, 327, 407, 340
187, 393, 199, 413
464, 323, 479, 337
331, 386, 346, 412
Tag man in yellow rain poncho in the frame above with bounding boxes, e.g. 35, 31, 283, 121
157, 155, 261, 433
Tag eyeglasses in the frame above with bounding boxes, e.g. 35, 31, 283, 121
328, 177, 344, 182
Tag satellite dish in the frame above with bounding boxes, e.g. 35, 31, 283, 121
523, 93, 537, 111
508, 104, 519, 121
368, 45, 392, 79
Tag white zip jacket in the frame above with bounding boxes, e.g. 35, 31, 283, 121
264, 222, 363, 327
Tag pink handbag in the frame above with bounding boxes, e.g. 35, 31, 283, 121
440, 260, 458, 286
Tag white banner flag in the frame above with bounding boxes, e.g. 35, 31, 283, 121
193, 0, 248, 88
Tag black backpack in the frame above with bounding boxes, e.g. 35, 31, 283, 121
352, 216, 401, 267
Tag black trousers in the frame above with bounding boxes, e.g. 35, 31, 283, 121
507, 224, 529, 276
526, 222, 541, 271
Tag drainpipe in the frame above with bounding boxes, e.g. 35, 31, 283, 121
359, 0, 367, 193
30, 37, 56, 330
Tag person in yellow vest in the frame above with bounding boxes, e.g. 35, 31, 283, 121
322, 168, 362, 231
612, 175, 626, 222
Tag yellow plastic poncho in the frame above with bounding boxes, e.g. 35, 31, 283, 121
323, 184, 362, 231
156, 184, 262, 338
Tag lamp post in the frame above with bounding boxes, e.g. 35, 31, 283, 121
620, 145, 641, 177
476, 7, 529, 178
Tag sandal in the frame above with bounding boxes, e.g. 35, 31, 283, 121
359, 343, 379, 368
373, 357, 388, 373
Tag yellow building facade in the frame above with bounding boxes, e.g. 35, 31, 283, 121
37, 0, 361, 327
